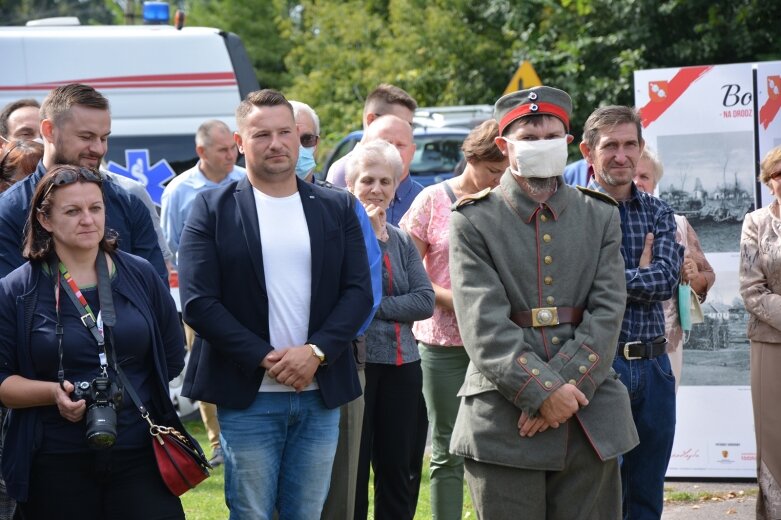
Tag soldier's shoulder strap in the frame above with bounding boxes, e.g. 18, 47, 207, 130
576, 186, 618, 206
453, 187, 492, 211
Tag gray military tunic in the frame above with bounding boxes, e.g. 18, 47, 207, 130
449, 172, 639, 471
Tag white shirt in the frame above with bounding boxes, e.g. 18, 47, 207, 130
253, 187, 315, 392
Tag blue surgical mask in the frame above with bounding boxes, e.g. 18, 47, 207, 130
295, 145, 317, 179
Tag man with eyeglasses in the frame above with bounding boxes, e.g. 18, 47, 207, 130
289, 99, 381, 520
290, 101, 321, 183
448, 87, 638, 518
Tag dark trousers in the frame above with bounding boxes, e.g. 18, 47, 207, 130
613, 354, 676, 520
17, 445, 184, 520
355, 361, 423, 520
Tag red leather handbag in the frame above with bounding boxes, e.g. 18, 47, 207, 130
150, 422, 211, 496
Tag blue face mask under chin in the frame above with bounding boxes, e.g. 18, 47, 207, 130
296, 146, 317, 179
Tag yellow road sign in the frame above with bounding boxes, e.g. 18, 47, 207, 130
503, 60, 542, 95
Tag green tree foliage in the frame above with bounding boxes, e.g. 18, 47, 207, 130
184, 0, 292, 89
283, 0, 511, 150
0, 0, 119, 25
500, 0, 781, 140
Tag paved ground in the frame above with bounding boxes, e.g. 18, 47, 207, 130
662, 480, 758, 519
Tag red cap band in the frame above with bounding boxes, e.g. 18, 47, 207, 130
499, 102, 570, 135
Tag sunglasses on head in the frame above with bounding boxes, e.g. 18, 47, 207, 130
300, 133, 319, 148
41, 165, 102, 201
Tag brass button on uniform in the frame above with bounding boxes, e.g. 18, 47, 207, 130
588, 354, 597, 363
551, 336, 560, 345
547, 296, 555, 305
544, 381, 553, 388
544, 256, 553, 265
540, 214, 548, 222
543, 234, 551, 243
579, 365, 588, 374
519, 357, 528, 365
544, 276, 553, 285
532, 368, 540, 376
568, 379, 577, 385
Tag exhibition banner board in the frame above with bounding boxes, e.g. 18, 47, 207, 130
634, 63, 758, 478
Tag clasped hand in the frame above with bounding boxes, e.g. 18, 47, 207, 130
517, 384, 588, 438
262, 346, 319, 391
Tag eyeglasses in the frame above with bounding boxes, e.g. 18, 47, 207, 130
300, 133, 319, 148
40, 165, 102, 202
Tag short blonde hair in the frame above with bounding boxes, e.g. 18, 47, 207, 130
760, 145, 781, 185
345, 139, 404, 188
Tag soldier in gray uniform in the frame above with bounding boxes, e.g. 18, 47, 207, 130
448, 86, 639, 519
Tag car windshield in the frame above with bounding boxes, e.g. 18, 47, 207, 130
410, 134, 464, 175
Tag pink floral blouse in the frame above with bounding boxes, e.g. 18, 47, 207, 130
399, 184, 462, 346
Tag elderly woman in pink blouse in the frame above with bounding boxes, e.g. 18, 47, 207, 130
400, 120, 507, 520
740, 144, 781, 519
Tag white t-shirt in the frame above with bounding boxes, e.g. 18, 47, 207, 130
253, 187, 315, 392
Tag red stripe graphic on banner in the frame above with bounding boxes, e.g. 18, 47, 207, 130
759, 76, 781, 130
638, 66, 713, 128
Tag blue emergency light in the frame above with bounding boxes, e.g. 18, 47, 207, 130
142, 1, 170, 24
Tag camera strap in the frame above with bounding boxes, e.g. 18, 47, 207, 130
52, 253, 154, 425
53, 252, 118, 387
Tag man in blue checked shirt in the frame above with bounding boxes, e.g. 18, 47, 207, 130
581, 105, 683, 520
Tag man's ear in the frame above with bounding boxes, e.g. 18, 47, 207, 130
494, 136, 509, 157
566, 134, 574, 144
233, 132, 243, 155
578, 141, 592, 163
40, 119, 55, 144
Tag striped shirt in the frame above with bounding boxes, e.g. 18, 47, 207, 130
587, 181, 684, 343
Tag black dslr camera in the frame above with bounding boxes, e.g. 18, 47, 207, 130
71, 376, 123, 449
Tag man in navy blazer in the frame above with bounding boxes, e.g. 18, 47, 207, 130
178, 89, 373, 519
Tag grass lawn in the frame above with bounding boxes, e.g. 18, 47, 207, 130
180, 420, 476, 519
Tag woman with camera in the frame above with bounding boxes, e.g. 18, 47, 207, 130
0, 165, 187, 519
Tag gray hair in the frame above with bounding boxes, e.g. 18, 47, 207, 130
289, 100, 320, 135
195, 119, 231, 148
640, 146, 664, 183
345, 139, 404, 187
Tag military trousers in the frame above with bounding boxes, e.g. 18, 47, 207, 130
464, 421, 621, 519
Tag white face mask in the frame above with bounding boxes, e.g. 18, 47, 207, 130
504, 137, 568, 178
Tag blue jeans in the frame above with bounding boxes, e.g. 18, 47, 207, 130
613, 353, 676, 520
218, 391, 340, 520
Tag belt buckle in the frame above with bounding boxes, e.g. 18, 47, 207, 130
531, 307, 559, 327
623, 341, 643, 360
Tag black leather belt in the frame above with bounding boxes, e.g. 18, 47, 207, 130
618, 337, 667, 360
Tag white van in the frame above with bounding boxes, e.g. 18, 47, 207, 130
0, 22, 258, 204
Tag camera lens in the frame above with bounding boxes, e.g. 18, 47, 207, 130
85, 405, 118, 449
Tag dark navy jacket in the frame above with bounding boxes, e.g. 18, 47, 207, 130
0, 162, 167, 284
178, 176, 373, 410
0, 251, 185, 501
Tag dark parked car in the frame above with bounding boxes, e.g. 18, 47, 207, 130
321, 127, 470, 186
